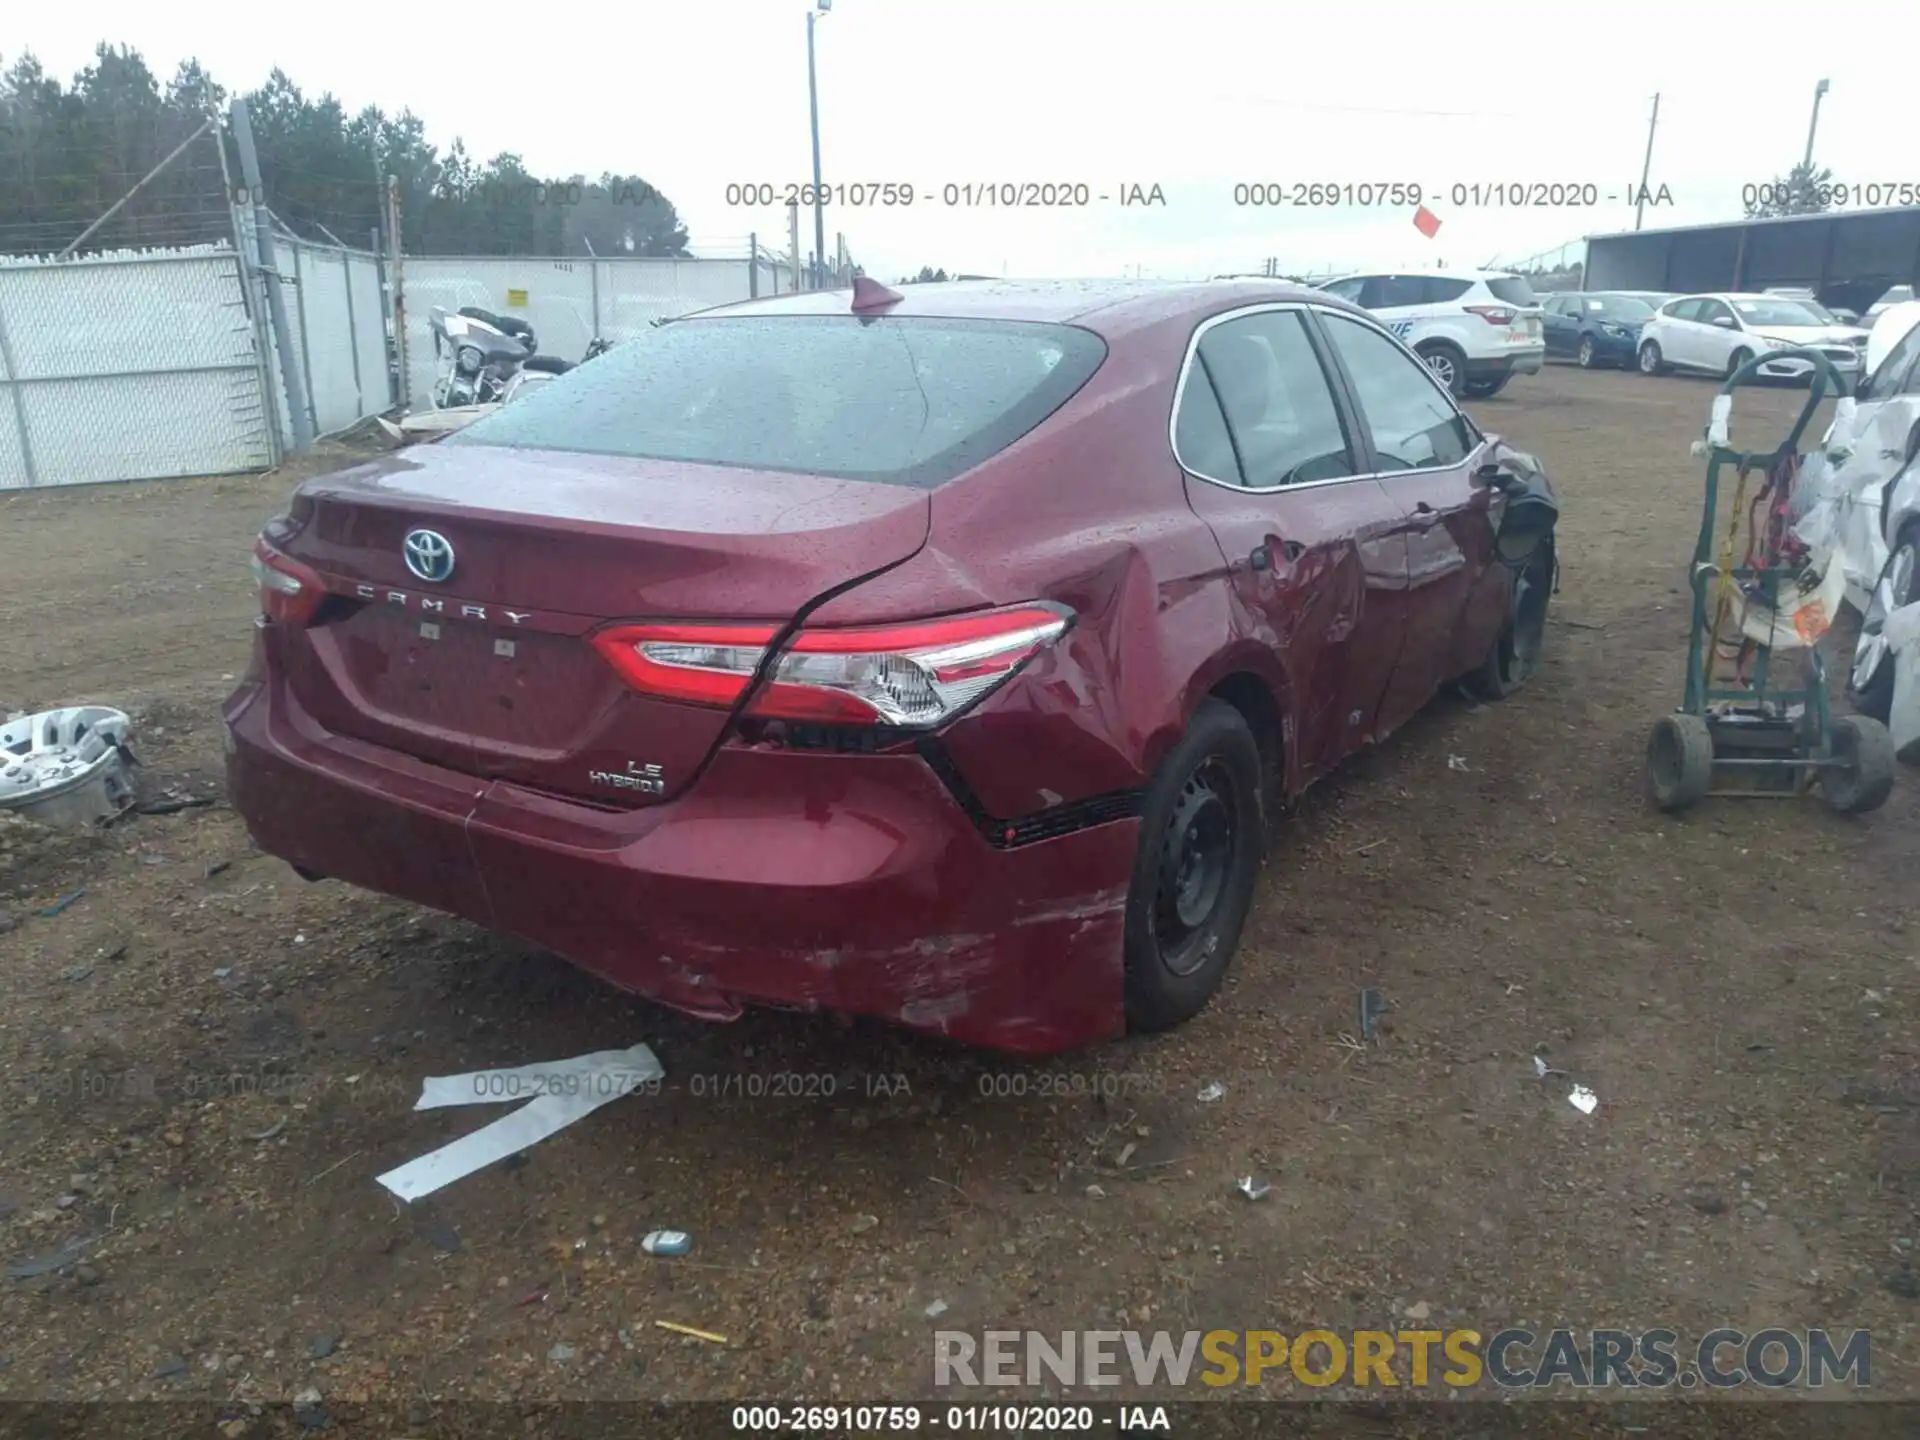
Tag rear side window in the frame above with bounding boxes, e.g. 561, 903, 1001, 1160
1173, 366, 1240, 484
1319, 313, 1477, 471
1363, 276, 1428, 309
1191, 311, 1355, 489
1666, 299, 1704, 322
447, 315, 1108, 488
1424, 278, 1473, 303
1483, 275, 1538, 307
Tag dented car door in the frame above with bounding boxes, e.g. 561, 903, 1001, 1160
1174, 305, 1412, 785
1313, 308, 1503, 731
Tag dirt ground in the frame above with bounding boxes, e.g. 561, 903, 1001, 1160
1, 366, 1916, 1419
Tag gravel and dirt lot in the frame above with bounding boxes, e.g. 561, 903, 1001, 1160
1, 366, 1916, 1419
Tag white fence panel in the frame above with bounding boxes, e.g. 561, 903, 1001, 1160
0, 247, 273, 489
347, 252, 392, 413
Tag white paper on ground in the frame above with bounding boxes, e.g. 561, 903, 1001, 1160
375, 1042, 662, 1203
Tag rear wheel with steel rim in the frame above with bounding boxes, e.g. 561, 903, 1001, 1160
1123, 699, 1264, 1032
1849, 525, 1918, 723
1576, 335, 1599, 369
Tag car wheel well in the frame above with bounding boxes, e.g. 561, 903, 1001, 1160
1205, 671, 1284, 825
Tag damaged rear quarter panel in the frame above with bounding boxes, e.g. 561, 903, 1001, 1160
809, 315, 1285, 817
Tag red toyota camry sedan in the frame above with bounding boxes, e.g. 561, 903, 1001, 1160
224, 278, 1558, 1054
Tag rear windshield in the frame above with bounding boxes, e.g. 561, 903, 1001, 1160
446, 314, 1108, 487
1588, 295, 1655, 320
1484, 275, 1538, 307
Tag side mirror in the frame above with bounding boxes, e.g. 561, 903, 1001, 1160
1474, 461, 1515, 492
1711, 315, 1736, 329
1495, 490, 1558, 565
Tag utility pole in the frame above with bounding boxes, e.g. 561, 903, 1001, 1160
230, 98, 313, 450
1803, 78, 1830, 169
1634, 92, 1660, 232
387, 175, 409, 409
806, 1, 831, 289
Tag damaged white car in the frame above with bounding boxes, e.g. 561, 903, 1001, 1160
1792, 299, 1920, 733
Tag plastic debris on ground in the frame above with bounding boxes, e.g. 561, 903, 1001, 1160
1236, 1176, 1271, 1201
924, 1299, 950, 1318
1568, 1085, 1599, 1115
640, 1230, 691, 1256
1532, 1055, 1569, 1079
1197, 1081, 1226, 1103
373, 1042, 663, 1202
1447, 754, 1470, 772
1358, 988, 1391, 1043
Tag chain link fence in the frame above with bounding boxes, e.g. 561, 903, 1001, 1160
0, 245, 275, 490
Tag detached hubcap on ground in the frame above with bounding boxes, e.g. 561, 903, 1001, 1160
1155, 763, 1236, 975
1854, 545, 1916, 690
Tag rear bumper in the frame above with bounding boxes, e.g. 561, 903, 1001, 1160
221, 669, 1136, 1055
1468, 345, 1545, 378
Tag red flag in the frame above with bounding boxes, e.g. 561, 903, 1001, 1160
1412, 205, 1442, 238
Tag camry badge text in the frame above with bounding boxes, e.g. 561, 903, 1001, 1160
354, 584, 530, 625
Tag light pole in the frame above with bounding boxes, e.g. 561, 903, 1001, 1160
806, 0, 831, 289
1802, 78, 1829, 169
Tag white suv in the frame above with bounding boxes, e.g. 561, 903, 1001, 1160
1315, 269, 1545, 397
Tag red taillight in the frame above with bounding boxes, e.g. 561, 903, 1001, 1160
250, 538, 325, 625
589, 622, 780, 709
591, 603, 1073, 728
1465, 305, 1517, 326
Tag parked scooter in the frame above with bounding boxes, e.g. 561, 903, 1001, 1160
382, 332, 617, 441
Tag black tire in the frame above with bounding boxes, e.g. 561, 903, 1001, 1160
1576, 335, 1599, 369
520, 354, 574, 375
1821, 715, 1896, 815
1464, 540, 1553, 701
1726, 347, 1753, 380
1848, 524, 1918, 723
1638, 340, 1669, 376
1464, 374, 1511, 399
1122, 699, 1264, 1033
1418, 343, 1469, 396
1647, 713, 1714, 811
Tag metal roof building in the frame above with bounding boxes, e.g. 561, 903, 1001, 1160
1582, 205, 1920, 313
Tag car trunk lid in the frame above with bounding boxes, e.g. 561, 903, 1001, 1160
272, 444, 930, 804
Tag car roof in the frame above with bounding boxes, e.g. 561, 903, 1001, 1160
688, 278, 1357, 338
1323, 268, 1519, 283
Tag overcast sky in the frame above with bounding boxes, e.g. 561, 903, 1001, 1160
11, 0, 1914, 279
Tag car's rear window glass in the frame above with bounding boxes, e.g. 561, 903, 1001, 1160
1484, 275, 1538, 306
446, 315, 1108, 488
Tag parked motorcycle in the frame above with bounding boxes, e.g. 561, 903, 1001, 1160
498, 335, 615, 403
428, 306, 576, 409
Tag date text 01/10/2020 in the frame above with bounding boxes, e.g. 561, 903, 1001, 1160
722, 182, 1166, 208
1229, 181, 1677, 209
